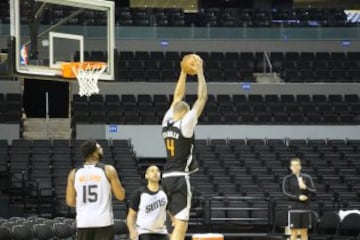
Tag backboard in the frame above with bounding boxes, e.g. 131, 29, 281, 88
10, 0, 115, 81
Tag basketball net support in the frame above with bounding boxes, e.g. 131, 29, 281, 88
10, 0, 115, 80
10, 0, 15, 37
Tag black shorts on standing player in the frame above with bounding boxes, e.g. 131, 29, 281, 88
77, 226, 114, 240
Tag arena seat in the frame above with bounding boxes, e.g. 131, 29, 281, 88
338, 213, 360, 236
0, 226, 12, 240
33, 223, 55, 240
11, 224, 33, 240
0, 93, 22, 123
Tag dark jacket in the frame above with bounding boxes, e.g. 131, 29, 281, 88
282, 173, 316, 202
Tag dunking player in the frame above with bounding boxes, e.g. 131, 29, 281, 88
127, 165, 168, 240
66, 140, 126, 240
161, 54, 207, 240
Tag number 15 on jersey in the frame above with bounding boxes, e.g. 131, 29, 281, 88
83, 185, 98, 203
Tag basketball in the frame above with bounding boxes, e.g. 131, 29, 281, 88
181, 54, 198, 75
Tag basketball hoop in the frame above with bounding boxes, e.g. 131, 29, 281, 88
61, 62, 107, 97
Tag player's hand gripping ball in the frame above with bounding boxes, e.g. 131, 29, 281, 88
181, 54, 200, 75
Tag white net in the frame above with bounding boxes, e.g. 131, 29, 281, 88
72, 63, 107, 97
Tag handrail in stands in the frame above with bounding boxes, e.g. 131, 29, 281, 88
263, 51, 273, 74
207, 196, 273, 233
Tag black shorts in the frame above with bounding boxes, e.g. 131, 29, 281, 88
162, 175, 192, 221
77, 225, 114, 240
139, 233, 169, 240
288, 201, 311, 229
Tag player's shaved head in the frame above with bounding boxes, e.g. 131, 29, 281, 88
174, 101, 190, 114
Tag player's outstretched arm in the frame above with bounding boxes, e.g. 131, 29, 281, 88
170, 59, 187, 108
127, 208, 138, 240
192, 56, 207, 118
105, 165, 126, 201
65, 169, 76, 208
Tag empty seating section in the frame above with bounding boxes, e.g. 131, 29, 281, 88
0, 93, 22, 123
116, 8, 350, 27
3, 139, 132, 217
0, 140, 8, 174
0, 217, 127, 239
0, 217, 76, 239
2, 138, 360, 232
0, 4, 353, 27
72, 93, 360, 124
194, 139, 360, 213
108, 50, 360, 82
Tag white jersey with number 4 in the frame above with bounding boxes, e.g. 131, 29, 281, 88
74, 163, 114, 228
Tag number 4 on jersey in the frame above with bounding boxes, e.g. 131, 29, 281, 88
166, 139, 175, 157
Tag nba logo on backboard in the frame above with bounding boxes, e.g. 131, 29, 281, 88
109, 125, 118, 133
20, 45, 28, 66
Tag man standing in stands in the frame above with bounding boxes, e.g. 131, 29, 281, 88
66, 140, 126, 240
283, 158, 316, 240
161, 54, 207, 240
127, 165, 168, 240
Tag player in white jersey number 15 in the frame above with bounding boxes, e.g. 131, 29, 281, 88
66, 140, 126, 240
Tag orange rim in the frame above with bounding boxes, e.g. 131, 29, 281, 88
61, 61, 107, 79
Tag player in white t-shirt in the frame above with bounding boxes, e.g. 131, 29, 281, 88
161, 54, 207, 240
66, 140, 126, 240
127, 165, 168, 240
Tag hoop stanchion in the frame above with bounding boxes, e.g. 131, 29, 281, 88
62, 62, 107, 97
